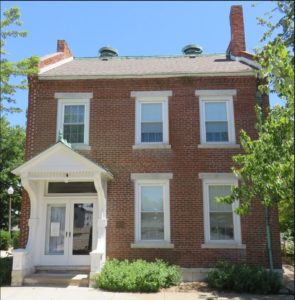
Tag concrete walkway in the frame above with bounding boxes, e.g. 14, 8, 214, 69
1, 287, 294, 300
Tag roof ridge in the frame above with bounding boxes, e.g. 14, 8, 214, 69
74, 53, 226, 60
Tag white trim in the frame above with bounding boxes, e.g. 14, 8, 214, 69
230, 53, 260, 69
55, 92, 93, 99
56, 98, 90, 146
131, 91, 172, 98
198, 144, 240, 149
38, 71, 256, 80
133, 91, 170, 146
133, 177, 172, 245
198, 93, 236, 145
201, 243, 246, 249
39, 57, 73, 74
12, 142, 112, 179
200, 176, 242, 246
199, 173, 237, 180
131, 242, 174, 249
195, 89, 237, 97
131, 173, 173, 180
132, 144, 171, 150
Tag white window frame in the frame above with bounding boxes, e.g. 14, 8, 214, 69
196, 90, 239, 148
131, 91, 171, 149
199, 173, 245, 249
130, 173, 174, 248
56, 96, 90, 149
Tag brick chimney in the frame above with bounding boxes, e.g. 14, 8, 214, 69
39, 40, 73, 69
57, 40, 72, 57
227, 5, 246, 57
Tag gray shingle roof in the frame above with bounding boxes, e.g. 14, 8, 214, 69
39, 54, 255, 79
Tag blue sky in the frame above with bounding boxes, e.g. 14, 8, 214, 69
2, 1, 282, 128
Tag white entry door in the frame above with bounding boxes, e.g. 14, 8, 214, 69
41, 199, 94, 265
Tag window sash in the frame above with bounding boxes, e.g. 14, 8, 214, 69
140, 185, 164, 241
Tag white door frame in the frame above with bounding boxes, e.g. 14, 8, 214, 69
40, 196, 97, 266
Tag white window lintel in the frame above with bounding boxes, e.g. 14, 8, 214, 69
195, 89, 237, 97
131, 90, 172, 98
131, 173, 173, 181
55, 92, 93, 99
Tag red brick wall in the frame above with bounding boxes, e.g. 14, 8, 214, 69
20, 75, 281, 269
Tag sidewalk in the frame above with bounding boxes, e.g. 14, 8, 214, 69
1, 286, 294, 300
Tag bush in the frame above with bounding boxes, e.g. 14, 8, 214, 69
12, 231, 20, 249
0, 257, 12, 285
206, 261, 282, 294
95, 258, 181, 292
0, 231, 10, 250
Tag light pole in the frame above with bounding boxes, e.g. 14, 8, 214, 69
7, 186, 14, 238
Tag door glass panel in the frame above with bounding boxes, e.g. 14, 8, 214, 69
45, 205, 66, 255
72, 203, 93, 255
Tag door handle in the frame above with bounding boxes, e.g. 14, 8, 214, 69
69, 232, 71, 238
65, 232, 68, 237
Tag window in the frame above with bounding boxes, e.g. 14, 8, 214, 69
131, 91, 171, 149
199, 173, 243, 248
56, 93, 91, 148
47, 182, 96, 194
196, 90, 238, 147
131, 173, 173, 248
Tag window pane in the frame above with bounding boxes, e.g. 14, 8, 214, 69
64, 105, 85, 124
64, 124, 84, 143
141, 212, 164, 240
205, 102, 227, 121
141, 103, 162, 122
210, 212, 234, 240
206, 121, 228, 142
209, 185, 232, 212
48, 182, 96, 194
141, 186, 163, 212
72, 203, 93, 255
141, 122, 163, 142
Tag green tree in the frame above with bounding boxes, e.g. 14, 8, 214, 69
0, 117, 25, 230
217, 1, 294, 271
1, 6, 39, 114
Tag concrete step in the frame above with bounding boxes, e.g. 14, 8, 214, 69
24, 271, 89, 287
35, 265, 90, 273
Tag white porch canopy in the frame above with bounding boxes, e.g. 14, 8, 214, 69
11, 142, 113, 286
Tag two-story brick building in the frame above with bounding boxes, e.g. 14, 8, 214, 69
11, 5, 281, 286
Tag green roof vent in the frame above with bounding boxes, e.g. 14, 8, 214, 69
182, 44, 203, 55
99, 46, 118, 58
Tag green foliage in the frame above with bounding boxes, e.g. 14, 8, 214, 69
12, 231, 20, 248
0, 230, 10, 250
206, 261, 282, 294
95, 259, 181, 292
1, 6, 39, 114
0, 117, 25, 230
217, 1, 294, 240
0, 257, 13, 285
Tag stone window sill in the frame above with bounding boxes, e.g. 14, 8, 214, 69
131, 242, 174, 249
132, 144, 171, 150
198, 144, 240, 149
201, 243, 246, 249
72, 144, 91, 151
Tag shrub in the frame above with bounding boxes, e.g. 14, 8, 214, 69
95, 258, 181, 292
12, 231, 20, 249
0, 257, 12, 285
206, 261, 282, 294
0, 231, 10, 250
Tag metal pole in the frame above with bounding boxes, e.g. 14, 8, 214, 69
8, 195, 12, 237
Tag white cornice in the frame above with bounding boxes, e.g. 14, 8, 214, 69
39, 56, 73, 74
38, 71, 255, 80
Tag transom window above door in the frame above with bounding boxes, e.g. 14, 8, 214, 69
131, 91, 172, 149
56, 93, 92, 150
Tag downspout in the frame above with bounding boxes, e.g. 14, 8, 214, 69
265, 206, 274, 272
